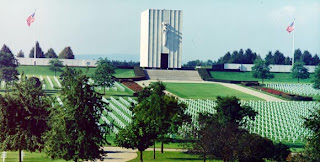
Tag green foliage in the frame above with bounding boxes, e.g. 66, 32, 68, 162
0, 74, 50, 159
44, 67, 109, 161
291, 61, 310, 83
0, 44, 13, 54
313, 64, 320, 89
16, 50, 24, 58
188, 96, 289, 162
251, 59, 274, 84
29, 41, 45, 58
45, 48, 58, 58
214, 96, 257, 126
58, 47, 74, 59
302, 108, 320, 161
182, 59, 214, 68
49, 58, 63, 76
0, 51, 19, 90
216, 48, 260, 64
93, 58, 115, 94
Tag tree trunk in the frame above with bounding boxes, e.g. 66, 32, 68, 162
140, 151, 143, 162
55, 70, 56, 76
75, 158, 78, 162
161, 140, 164, 153
153, 141, 156, 159
19, 149, 21, 162
203, 154, 206, 162
104, 86, 106, 94
5, 82, 7, 93
298, 77, 300, 83
262, 78, 264, 85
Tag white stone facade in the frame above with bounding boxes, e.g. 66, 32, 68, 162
140, 9, 183, 69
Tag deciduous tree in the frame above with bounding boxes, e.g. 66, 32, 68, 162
93, 58, 115, 94
17, 50, 24, 58
251, 59, 274, 84
291, 61, 310, 83
0, 51, 19, 91
49, 58, 63, 76
0, 74, 50, 162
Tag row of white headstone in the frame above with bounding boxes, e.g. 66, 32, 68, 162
265, 83, 320, 96
1, 151, 24, 162
180, 99, 318, 143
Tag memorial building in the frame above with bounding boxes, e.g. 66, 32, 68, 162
140, 9, 183, 69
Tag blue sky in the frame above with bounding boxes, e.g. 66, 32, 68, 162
0, 0, 319, 62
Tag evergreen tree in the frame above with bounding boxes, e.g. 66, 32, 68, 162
45, 48, 58, 58
29, 41, 45, 58
273, 50, 285, 65
17, 50, 24, 58
0, 44, 12, 54
294, 49, 302, 63
300, 50, 313, 65
284, 56, 292, 65
311, 54, 320, 65
44, 67, 109, 162
58, 47, 75, 59
265, 51, 274, 64
313, 64, 320, 89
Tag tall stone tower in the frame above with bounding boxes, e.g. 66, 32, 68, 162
140, 9, 183, 69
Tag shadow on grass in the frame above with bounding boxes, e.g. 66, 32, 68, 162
168, 157, 203, 161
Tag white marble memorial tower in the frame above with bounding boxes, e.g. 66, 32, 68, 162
140, 9, 183, 69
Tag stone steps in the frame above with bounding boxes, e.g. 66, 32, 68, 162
145, 69, 203, 81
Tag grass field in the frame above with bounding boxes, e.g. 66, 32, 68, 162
3, 151, 68, 162
164, 83, 263, 100
17, 65, 135, 78
210, 71, 315, 83
129, 151, 222, 162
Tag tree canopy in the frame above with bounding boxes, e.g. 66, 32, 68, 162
0, 44, 13, 54
251, 59, 274, 84
313, 64, 320, 89
16, 50, 24, 58
0, 74, 50, 162
49, 58, 63, 76
216, 48, 260, 64
44, 67, 109, 162
45, 48, 58, 58
291, 61, 310, 83
58, 47, 75, 59
93, 58, 115, 94
0, 51, 19, 90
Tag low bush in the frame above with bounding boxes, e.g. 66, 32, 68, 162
252, 86, 313, 101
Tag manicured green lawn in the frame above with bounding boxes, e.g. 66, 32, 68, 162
164, 83, 263, 100
129, 151, 222, 162
17, 65, 135, 78
210, 71, 315, 83
3, 151, 68, 162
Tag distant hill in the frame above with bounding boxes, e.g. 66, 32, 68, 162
75, 54, 139, 62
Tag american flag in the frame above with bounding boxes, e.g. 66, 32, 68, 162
26, 12, 35, 26
286, 20, 294, 33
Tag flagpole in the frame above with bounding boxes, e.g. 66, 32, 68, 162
34, 9, 36, 66
292, 19, 295, 66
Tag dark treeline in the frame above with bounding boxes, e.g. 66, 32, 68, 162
108, 60, 140, 68
2, 43, 74, 59
182, 59, 214, 67
215, 48, 319, 65
216, 48, 261, 64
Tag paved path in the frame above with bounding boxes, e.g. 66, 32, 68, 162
136, 80, 286, 102
92, 147, 187, 162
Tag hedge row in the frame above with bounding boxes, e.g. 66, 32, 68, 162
197, 68, 259, 85
116, 66, 146, 82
